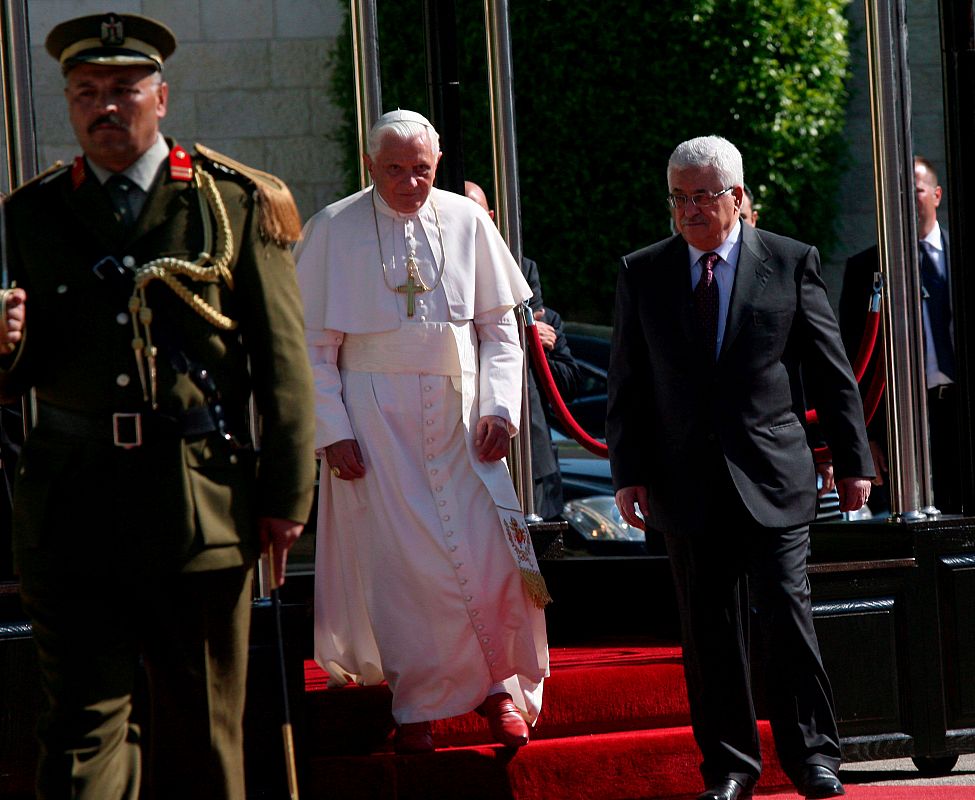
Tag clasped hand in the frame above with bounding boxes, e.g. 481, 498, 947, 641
321, 439, 365, 481
259, 517, 304, 589
0, 288, 27, 353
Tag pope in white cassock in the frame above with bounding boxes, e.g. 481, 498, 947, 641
294, 110, 550, 754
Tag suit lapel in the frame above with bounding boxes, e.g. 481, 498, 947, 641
719, 223, 772, 361
658, 236, 702, 358
942, 226, 950, 290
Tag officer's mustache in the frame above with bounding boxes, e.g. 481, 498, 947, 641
89, 114, 126, 132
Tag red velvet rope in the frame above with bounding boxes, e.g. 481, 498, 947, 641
525, 322, 609, 458
861, 351, 887, 425
852, 302, 882, 384
806, 301, 881, 427
810, 294, 885, 463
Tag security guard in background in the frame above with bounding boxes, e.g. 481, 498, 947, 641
0, 13, 315, 799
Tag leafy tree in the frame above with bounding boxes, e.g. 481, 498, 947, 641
327, 0, 852, 323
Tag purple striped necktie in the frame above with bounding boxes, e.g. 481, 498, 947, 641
694, 251, 720, 358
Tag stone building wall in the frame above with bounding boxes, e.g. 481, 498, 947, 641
23, 0, 347, 220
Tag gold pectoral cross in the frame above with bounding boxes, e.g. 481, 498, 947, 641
397, 257, 428, 317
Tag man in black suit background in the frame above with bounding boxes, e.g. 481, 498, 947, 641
740, 184, 760, 228
839, 156, 959, 513
465, 181, 581, 519
517, 256, 581, 518
607, 136, 873, 800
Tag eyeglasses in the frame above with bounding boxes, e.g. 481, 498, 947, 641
666, 186, 734, 210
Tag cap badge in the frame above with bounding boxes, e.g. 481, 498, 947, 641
100, 14, 125, 47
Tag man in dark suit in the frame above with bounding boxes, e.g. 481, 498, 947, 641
0, 13, 315, 799
608, 136, 873, 800
839, 156, 959, 513
465, 181, 581, 519
518, 256, 581, 518
740, 184, 760, 228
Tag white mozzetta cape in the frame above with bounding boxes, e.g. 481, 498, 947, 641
296, 186, 529, 332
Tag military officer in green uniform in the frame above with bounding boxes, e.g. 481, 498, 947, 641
0, 13, 316, 799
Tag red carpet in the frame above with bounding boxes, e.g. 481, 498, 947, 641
300, 643, 968, 799
306, 723, 791, 800
304, 642, 691, 748
303, 641, 791, 799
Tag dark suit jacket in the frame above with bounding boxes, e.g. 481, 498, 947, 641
521, 257, 581, 518
838, 228, 951, 440
607, 223, 873, 534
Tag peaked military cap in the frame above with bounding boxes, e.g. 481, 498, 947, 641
45, 12, 176, 73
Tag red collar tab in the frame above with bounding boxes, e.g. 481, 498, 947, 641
169, 146, 193, 181
71, 157, 86, 190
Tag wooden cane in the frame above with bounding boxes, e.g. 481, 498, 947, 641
264, 552, 300, 800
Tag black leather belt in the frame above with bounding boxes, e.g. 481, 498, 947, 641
36, 402, 216, 449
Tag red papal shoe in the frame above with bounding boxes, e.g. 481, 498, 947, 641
477, 692, 530, 748
393, 721, 435, 754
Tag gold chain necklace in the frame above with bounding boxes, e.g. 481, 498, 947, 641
372, 190, 446, 317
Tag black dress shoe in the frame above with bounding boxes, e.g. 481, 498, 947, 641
797, 765, 845, 799
695, 778, 754, 800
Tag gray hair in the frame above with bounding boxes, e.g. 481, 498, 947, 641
667, 136, 744, 188
367, 118, 441, 159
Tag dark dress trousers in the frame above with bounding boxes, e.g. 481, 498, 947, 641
607, 223, 873, 787
0, 144, 316, 799
839, 232, 960, 513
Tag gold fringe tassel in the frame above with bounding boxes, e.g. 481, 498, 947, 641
194, 143, 303, 246
520, 568, 553, 609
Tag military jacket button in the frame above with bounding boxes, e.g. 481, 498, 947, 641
122, 256, 136, 268
57, 284, 68, 294
116, 374, 131, 387
116, 313, 128, 325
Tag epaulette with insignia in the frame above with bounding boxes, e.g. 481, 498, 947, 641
7, 161, 69, 197
194, 143, 302, 247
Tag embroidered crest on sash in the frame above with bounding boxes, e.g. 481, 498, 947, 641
501, 513, 552, 608
503, 516, 532, 565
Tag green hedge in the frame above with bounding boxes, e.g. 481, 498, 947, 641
327, 0, 851, 323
